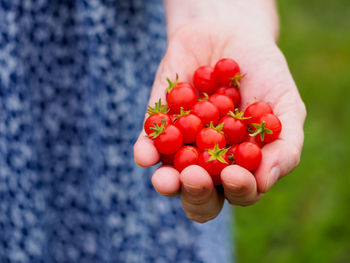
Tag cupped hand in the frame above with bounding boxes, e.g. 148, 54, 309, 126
133, 21, 306, 223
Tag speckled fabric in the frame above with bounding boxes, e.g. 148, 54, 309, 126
0, 0, 233, 262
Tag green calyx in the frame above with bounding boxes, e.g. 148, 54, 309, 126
147, 99, 169, 116
229, 73, 245, 88
166, 74, 179, 93
249, 121, 273, 141
206, 144, 229, 164
207, 121, 224, 134
148, 122, 166, 139
175, 107, 191, 119
197, 92, 209, 101
227, 108, 252, 120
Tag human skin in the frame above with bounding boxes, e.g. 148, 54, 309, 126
134, 0, 306, 223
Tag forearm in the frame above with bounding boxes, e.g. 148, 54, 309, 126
163, 0, 279, 41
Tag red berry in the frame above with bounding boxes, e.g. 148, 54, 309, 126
191, 100, 220, 126
216, 86, 241, 107
250, 113, 282, 143
219, 110, 248, 145
234, 142, 262, 171
193, 66, 218, 94
244, 101, 273, 126
214, 58, 243, 87
174, 108, 203, 144
166, 76, 197, 114
198, 144, 229, 185
174, 146, 200, 172
151, 124, 183, 155
209, 93, 234, 118
144, 99, 171, 135
144, 113, 171, 136
196, 122, 226, 151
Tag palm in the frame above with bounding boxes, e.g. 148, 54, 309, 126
156, 22, 299, 112
135, 21, 306, 222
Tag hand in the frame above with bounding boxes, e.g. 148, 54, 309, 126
134, 18, 306, 223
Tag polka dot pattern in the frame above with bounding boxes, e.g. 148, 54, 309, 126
0, 0, 233, 262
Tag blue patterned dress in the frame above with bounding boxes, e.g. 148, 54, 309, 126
0, 0, 233, 262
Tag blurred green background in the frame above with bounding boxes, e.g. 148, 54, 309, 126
235, 0, 350, 262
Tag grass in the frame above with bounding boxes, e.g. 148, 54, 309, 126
235, 1, 350, 262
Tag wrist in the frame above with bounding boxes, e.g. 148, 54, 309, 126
164, 0, 279, 41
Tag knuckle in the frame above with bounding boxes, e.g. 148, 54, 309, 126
187, 199, 205, 206
226, 188, 247, 199
187, 195, 210, 206
224, 184, 250, 199
182, 190, 212, 206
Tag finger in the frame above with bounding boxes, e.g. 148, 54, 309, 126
151, 166, 181, 197
254, 101, 306, 193
221, 165, 262, 206
133, 132, 160, 167
180, 165, 224, 223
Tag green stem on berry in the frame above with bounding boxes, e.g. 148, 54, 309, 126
207, 144, 229, 164
175, 107, 191, 119
249, 121, 273, 141
227, 108, 252, 120
148, 122, 166, 139
229, 73, 245, 88
147, 99, 169, 116
166, 74, 179, 93
207, 121, 224, 134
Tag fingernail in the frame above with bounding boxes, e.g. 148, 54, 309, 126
266, 166, 280, 191
182, 183, 205, 194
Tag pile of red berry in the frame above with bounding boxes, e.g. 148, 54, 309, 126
144, 58, 282, 185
